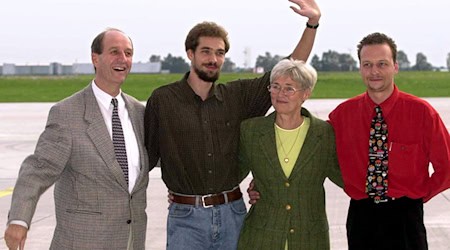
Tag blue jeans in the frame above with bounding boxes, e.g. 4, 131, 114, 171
166, 198, 247, 250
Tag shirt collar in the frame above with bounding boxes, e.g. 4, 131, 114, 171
91, 80, 125, 110
180, 72, 224, 102
363, 84, 399, 117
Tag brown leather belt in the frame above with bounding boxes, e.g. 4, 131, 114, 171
171, 187, 242, 208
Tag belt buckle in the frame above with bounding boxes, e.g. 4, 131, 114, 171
201, 194, 214, 208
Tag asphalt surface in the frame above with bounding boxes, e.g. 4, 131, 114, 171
1, 98, 449, 249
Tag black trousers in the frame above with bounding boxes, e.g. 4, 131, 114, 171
346, 197, 428, 250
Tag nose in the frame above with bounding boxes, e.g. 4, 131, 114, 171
117, 51, 128, 62
209, 53, 217, 63
370, 65, 380, 74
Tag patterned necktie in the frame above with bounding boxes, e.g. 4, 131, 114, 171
366, 105, 388, 203
111, 98, 128, 184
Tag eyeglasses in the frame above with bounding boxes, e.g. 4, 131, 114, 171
267, 84, 302, 96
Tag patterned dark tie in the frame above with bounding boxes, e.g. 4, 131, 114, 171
111, 98, 129, 184
366, 105, 388, 203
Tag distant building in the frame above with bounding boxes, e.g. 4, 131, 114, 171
130, 61, 162, 74
0, 61, 162, 76
2, 64, 15, 75
72, 63, 95, 75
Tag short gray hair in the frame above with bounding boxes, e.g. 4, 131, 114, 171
270, 59, 317, 92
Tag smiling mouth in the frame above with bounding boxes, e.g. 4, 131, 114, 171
204, 63, 218, 70
113, 66, 126, 71
205, 67, 217, 72
367, 79, 382, 85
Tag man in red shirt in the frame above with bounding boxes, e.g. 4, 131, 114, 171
329, 32, 450, 250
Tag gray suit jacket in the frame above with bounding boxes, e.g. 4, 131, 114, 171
8, 84, 149, 250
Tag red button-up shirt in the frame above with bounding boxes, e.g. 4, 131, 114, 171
329, 85, 450, 202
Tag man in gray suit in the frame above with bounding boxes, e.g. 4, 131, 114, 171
4, 28, 149, 250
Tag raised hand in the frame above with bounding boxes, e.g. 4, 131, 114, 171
289, 0, 321, 24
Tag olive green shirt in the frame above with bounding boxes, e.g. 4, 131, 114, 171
144, 71, 272, 195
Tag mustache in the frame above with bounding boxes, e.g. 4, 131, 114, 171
204, 62, 218, 67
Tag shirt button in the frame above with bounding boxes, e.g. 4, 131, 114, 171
285, 204, 291, 211
289, 228, 295, 234
207, 153, 213, 157
208, 170, 213, 174
285, 182, 290, 188
127, 219, 132, 224
204, 120, 208, 124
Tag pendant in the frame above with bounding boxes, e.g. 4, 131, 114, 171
284, 158, 289, 163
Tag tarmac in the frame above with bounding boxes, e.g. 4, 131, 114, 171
0, 98, 449, 250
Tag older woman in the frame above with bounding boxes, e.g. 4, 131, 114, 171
238, 59, 343, 250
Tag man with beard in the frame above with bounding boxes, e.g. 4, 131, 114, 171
144, 0, 321, 249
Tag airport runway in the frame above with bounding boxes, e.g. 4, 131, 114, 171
1, 98, 449, 249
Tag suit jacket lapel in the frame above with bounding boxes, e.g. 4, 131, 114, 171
83, 84, 129, 191
257, 112, 289, 180
289, 108, 322, 179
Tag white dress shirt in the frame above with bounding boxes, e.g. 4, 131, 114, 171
92, 81, 140, 193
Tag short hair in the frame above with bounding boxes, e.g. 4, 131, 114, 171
91, 28, 133, 54
185, 21, 230, 53
270, 59, 318, 92
357, 32, 397, 62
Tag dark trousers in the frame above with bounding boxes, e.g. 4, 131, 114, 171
346, 197, 428, 250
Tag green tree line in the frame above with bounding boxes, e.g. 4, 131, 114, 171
150, 50, 448, 73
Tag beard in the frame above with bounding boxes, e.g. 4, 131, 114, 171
193, 64, 220, 82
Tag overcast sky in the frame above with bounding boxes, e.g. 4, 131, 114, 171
1, 0, 449, 67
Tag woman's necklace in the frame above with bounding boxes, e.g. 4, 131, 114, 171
275, 125, 301, 164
